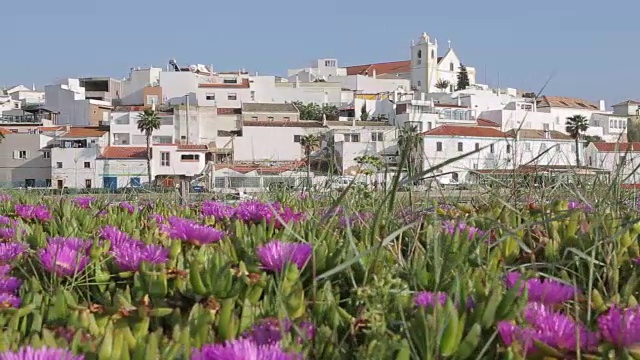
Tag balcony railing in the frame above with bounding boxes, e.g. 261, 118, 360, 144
0, 115, 41, 123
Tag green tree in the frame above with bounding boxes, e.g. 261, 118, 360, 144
137, 108, 161, 184
293, 101, 337, 121
565, 114, 589, 167
355, 154, 383, 185
397, 126, 424, 177
300, 134, 321, 188
321, 104, 339, 121
360, 103, 369, 121
435, 79, 450, 92
456, 65, 470, 91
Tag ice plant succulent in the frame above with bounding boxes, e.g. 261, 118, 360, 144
164, 217, 226, 246
0, 346, 84, 360
0, 293, 21, 309
100, 226, 135, 249
442, 220, 485, 240
242, 318, 315, 345
0, 243, 27, 263
256, 240, 312, 272
118, 201, 136, 214
413, 291, 447, 309
14, 204, 51, 222
505, 272, 578, 305
235, 201, 304, 227
39, 240, 89, 277
597, 305, 640, 348
200, 201, 236, 221
192, 338, 300, 360
71, 196, 95, 209
498, 302, 598, 355
110, 239, 169, 271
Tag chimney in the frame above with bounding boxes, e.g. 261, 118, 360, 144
599, 100, 606, 112
65, 124, 70, 132
372, 69, 377, 79
457, 96, 461, 106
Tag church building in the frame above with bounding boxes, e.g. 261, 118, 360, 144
410, 32, 476, 93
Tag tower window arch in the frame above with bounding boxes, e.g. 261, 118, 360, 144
431, 49, 435, 59
417, 50, 422, 58
450, 63, 454, 71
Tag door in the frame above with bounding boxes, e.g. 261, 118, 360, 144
103, 177, 117, 191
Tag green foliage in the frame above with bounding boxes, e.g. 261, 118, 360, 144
360, 103, 369, 122
292, 101, 338, 121
435, 79, 450, 91
456, 65, 470, 91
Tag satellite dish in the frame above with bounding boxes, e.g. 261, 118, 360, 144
169, 59, 177, 65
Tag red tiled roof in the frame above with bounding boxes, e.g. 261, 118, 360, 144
593, 142, 640, 152
346, 60, 411, 76
217, 108, 242, 115
178, 144, 208, 151
199, 79, 250, 88
476, 118, 500, 127
423, 125, 511, 138
61, 127, 107, 138
243, 121, 325, 128
536, 96, 599, 110
621, 184, 640, 190
99, 147, 147, 159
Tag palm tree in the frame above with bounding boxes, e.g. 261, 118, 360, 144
397, 126, 424, 177
565, 114, 589, 168
435, 79, 450, 92
300, 134, 321, 188
137, 108, 161, 185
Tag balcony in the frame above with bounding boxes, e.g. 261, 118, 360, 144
0, 115, 41, 124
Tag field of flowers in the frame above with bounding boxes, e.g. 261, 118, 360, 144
0, 189, 638, 359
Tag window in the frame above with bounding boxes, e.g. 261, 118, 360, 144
589, 156, 593, 166
205, 93, 215, 101
43, 151, 50, 159
146, 95, 159, 105
324, 60, 336, 67
57, 180, 64, 189
228, 93, 237, 100
56, 162, 62, 169
267, 117, 274, 121
45, 179, 51, 187
417, 50, 422, 59
490, 144, 495, 153
85, 179, 92, 189
452, 173, 459, 182
475, 143, 479, 151
25, 179, 35, 188
251, 116, 258, 121
371, 132, 384, 142
344, 134, 360, 142
540, 143, 547, 152
431, 49, 435, 59
417, 81, 421, 88
18, 151, 27, 159
160, 152, 170, 167
473, 163, 478, 169
181, 154, 200, 161
506, 145, 511, 154
436, 142, 442, 151
294, 135, 302, 143
450, 63, 454, 71
84, 162, 91, 169
457, 142, 463, 152
250, 91, 255, 101
283, 117, 291, 122
152, 136, 173, 144
223, 79, 237, 84
130, 177, 141, 187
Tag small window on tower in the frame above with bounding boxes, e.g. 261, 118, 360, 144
450, 63, 454, 71
431, 49, 435, 59
417, 50, 422, 59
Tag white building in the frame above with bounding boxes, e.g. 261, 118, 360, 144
45, 79, 112, 126
4, 85, 44, 107
97, 147, 148, 190
110, 106, 175, 146
393, 93, 477, 131
287, 58, 347, 82
50, 127, 109, 189
0, 131, 53, 188
152, 144, 209, 185
584, 142, 640, 184
410, 33, 477, 93
119, 67, 163, 105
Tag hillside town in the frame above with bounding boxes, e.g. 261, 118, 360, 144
0, 32, 637, 192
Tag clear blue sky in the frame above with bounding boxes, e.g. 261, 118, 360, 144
3, 0, 638, 106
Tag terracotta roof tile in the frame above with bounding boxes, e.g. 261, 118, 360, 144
506, 129, 572, 140
346, 60, 411, 76
476, 118, 500, 127
99, 146, 147, 159
423, 125, 511, 138
177, 144, 208, 151
536, 96, 599, 110
199, 79, 250, 88
243, 121, 325, 128
242, 103, 298, 113
593, 142, 640, 152
217, 108, 242, 115
61, 127, 107, 138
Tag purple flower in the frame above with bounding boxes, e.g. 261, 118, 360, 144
0, 194, 12, 203
598, 306, 640, 348
498, 302, 598, 354
100, 226, 136, 249
192, 338, 300, 360
0, 228, 17, 241
0, 265, 12, 277
442, 221, 484, 240
0, 243, 26, 263
0, 216, 12, 226
339, 212, 373, 228
505, 272, 578, 305
48, 237, 91, 252
111, 240, 169, 272
164, 217, 225, 246
568, 200, 594, 213
201, 201, 236, 221
0, 277, 22, 294
149, 214, 165, 224
414, 291, 447, 309
71, 196, 95, 209
0, 293, 21, 309
118, 202, 135, 214
0, 346, 83, 360
39, 241, 89, 277
242, 318, 315, 345
256, 240, 312, 272
235, 201, 304, 228
14, 204, 51, 222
